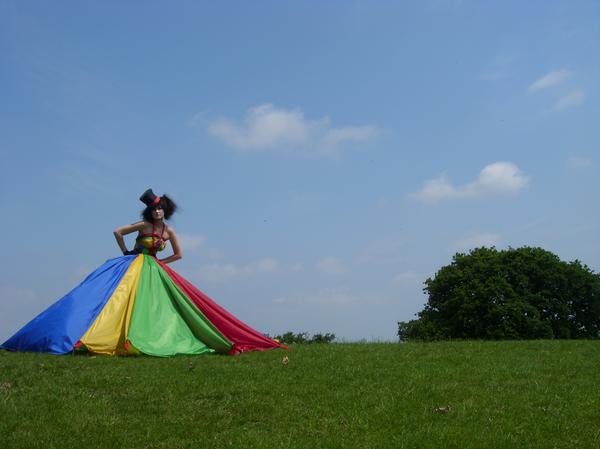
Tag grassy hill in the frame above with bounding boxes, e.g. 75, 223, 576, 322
1, 341, 599, 449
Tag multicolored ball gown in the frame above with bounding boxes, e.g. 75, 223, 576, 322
1, 228, 284, 356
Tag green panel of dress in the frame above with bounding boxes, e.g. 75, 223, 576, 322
128, 255, 232, 356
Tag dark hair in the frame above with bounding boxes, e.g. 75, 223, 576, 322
141, 194, 178, 222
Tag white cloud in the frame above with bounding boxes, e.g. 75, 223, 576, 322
177, 233, 206, 252
197, 257, 280, 282
412, 162, 529, 203
452, 232, 501, 251
208, 104, 318, 149
202, 103, 378, 155
555, 89, 585, 111
567, 156, 593, 170
528, 69, 571, 92
412, 175, 456, 203
473, 162, 529, 193
316, 257, 346, 275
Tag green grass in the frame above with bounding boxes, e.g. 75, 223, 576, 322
1, 341, 599, 449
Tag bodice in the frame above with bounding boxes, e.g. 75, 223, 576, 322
135, 235, 167, 253
134, 223, 167, 255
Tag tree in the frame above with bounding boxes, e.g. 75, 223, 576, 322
398, 247, 600, 341
272, 331, 336, 344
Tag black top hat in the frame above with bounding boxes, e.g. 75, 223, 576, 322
139, 189, 161, 207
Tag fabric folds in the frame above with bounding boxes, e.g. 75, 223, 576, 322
1, 254, 284, 356
159, 260, 283, 353
2, 256, 136, 354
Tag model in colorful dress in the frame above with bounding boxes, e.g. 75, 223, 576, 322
1, 189, 284, 356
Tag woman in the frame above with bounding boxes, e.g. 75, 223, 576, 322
113, 189, 182, 264
1, 189, 284, 357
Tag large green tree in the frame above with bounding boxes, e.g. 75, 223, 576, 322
398, 247, 600, 341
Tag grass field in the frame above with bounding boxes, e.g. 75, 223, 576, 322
1, 341, 599, 449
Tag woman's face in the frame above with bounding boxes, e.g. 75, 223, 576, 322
151, 205, 165, 221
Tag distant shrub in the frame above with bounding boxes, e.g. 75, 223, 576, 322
310, 333, 336, 344
273, 331, 336, 344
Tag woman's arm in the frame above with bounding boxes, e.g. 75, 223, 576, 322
113, 221, 146, 254
159, 227, 183, 264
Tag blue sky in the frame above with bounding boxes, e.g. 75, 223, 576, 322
1, 1, 599, 342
